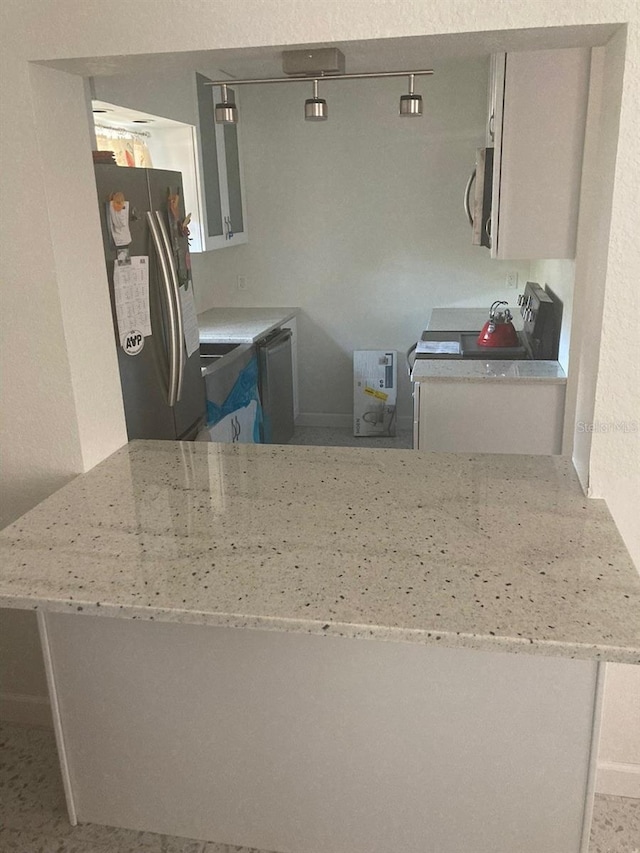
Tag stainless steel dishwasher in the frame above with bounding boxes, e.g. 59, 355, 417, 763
256, 328, 294, 444
200, 343, 262, 443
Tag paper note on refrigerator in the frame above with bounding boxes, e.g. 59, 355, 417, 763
179, 284, 200, 358
108, 198, 132, 246
113, 256, 151, 344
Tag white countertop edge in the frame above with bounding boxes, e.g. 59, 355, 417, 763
411, 360, 567, 383
198, 307, 299, 344
6, 597, 638, 664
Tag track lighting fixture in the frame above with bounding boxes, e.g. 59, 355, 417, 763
304, 80, 328, 121
214, 83, 238, 124
206, 50, 433, 126
399, 74, 423, 117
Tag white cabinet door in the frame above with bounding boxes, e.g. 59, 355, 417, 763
489, 48, 590, 260
194, 74, 248, 251
486, 53, 505, 147
416, 379, 566, 454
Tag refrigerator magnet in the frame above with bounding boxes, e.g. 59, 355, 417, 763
107, 192, 132, 247
121, 330, 145, 356
168, 192, 180, 221
116, 247, 131, 266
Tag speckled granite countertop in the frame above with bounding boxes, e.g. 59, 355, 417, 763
411, 360, 566, 383
1, 441, 638, 664
198, 307, 298, 344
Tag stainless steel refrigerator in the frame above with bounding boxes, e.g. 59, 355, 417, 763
95, 165, 205, 440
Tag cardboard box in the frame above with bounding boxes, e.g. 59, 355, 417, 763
353, 350, 397, 437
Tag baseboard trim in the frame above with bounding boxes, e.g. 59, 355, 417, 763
596, 761, 640, 799
0, 691, 52, 728
296, 413, 413, 431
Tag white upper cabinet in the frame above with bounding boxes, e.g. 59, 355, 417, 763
194, 73, 248, 251
489, 48, 591, 260
486, 54, 505, 147
92, 70, 248, 254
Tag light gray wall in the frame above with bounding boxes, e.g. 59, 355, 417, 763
191, 58, 532, 423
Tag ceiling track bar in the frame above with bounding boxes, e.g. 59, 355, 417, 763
205, 69, 434, 87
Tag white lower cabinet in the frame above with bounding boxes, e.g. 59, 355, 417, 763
414, 378, 566, 454
44, 611, 599, 853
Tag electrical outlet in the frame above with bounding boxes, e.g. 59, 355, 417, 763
506, 271, 518, 289
237, 275, 247, 291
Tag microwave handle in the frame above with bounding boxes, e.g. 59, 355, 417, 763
464, 167, 476, 226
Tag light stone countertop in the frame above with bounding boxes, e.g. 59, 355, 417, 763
198, 307, 298, 344
411, 359, 567, 383
1, 441, 639, 664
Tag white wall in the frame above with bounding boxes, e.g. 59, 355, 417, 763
529, 257, 576, 455
588, 24, 640, 561
0, 61, 83, 529
0, 0, 638, 794
192, 60, 532, 424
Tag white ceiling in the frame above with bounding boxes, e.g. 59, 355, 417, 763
43, 24, 619, 79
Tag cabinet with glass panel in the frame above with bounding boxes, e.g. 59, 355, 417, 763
194, 73, 248, 251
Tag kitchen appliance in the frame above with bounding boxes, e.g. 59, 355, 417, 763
200, 343, 262, 443
95, 164, 205, 440
518, 281, 562, 360
464, 147, 493, 248
476, 301, 519, 348
407, 282, 561, 369
257, 328, 295, 444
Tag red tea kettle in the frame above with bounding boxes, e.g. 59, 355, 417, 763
477, 301, 519, 348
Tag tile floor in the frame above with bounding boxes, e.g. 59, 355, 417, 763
0, 722, 638, 853
288, 425, 413, 450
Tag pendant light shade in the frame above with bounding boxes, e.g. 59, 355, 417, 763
399, 74, 423, 117
215, 84, 238, 124
305, 80, 328, 121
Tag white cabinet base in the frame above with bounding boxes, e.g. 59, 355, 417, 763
42, 612, 599, 853
416, 380, 566, 454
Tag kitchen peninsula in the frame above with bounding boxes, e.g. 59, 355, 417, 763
1, 441, 639, 853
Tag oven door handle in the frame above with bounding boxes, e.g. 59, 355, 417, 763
406, 342, 417, 377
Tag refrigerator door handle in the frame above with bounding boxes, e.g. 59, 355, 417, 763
155, 211, 185, 403
147, 211, 180, 407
